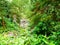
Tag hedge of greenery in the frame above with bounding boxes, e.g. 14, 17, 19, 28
0, 0, 60, 45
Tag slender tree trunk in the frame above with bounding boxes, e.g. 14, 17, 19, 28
2, 16, 5, 28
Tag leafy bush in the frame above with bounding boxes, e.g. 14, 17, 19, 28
0, 0, 60, 45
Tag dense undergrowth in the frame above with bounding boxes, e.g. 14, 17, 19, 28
0, 30, 59, 45
0, 0, 60, 45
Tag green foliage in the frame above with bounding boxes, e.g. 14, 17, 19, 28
0, 0, 60, 45
28, 0, 60, 45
